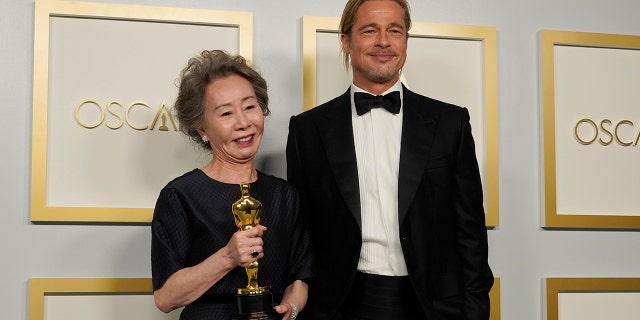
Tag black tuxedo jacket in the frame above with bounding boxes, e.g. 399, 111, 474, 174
286, 86, 493, 320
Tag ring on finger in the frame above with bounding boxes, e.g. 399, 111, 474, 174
250, 246, 259, 258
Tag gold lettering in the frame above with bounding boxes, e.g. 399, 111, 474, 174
74, 99, 105, 129
125, 101, 150, 130
574, 118, 597, 145
105, 100, 124, 129
614, 120, 634, 146
150, 100, 178, 131
598, 119, 613, 145
75, 99, 179, 131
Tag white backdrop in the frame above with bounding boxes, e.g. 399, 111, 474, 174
2, 0, 640, 319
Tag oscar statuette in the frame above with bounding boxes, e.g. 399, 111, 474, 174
231, 183, 278, 320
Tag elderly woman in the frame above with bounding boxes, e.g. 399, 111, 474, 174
151, 50, 313, 320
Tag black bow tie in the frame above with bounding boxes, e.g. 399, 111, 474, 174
354, 91, 401, 116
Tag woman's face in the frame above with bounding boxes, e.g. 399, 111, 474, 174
198, 75, 264, 165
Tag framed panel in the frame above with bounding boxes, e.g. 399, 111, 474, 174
31, 0, 252, 223
28, 278, 181, 320
28, 277, 498, 320
545, 278, 640, 320
540, 30, 640, 228
302, 16, 499, 226
489, 278, 501, 320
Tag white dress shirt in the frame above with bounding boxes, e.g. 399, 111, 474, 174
351, 81, 408, 276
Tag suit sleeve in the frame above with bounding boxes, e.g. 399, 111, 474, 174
454, 108, 494, 320
285, 115, 315, 212
286, 115, 303, 191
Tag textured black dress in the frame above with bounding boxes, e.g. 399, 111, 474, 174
151, 169, 314, 320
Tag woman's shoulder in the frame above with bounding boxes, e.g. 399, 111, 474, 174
257, 171, 291, 187
162, 169, 207, 191
256, 171, 298, 197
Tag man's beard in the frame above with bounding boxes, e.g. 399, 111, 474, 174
367, 63, 399, 82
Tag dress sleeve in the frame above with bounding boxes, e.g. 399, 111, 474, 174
151, 186, 192, 290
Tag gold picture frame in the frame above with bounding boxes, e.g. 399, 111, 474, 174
302, 16, 499, 227
546, 277, 640, 320
28, 278, 180, 320
489, 278, 501, 320
540, 29, 640, 229
28, 277, 499, 320
31, 0, 252, 223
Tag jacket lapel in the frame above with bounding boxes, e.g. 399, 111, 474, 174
316, 89, 362, 227
398, 86, 438, 224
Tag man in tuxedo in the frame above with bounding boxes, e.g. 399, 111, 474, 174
286, 0, 493, 319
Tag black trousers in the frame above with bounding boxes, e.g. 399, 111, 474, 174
336, 272, 428, 320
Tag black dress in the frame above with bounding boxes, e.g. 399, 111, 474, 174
151, 169, 315, 320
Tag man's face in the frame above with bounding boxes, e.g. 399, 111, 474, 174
341, 0, 408, 93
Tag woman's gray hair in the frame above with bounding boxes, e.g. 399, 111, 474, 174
173, 50, 269, 149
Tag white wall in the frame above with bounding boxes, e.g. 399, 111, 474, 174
2, 0, 640, 319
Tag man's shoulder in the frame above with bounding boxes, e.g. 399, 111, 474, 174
404, 87, 465, 114
296, 88, 350, 119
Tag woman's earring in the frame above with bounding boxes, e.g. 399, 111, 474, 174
202, 136, 208, 143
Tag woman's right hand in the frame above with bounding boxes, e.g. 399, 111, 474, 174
154, 224, 268, 312
226, 224, 267, 267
